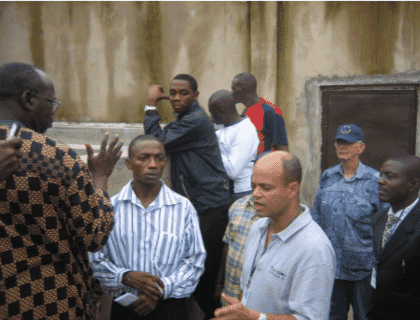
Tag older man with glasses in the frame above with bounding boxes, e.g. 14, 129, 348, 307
0, 62, 122, 320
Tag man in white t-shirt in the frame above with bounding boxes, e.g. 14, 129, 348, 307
209, 90, 259, 203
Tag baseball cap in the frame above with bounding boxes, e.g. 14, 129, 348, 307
335, 124, 364, 143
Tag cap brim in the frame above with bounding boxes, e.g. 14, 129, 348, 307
334, 134, 357, 143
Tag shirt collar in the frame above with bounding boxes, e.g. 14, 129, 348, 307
254, 204, 312, 242
244, 194, 255, 208
328, 160, 368, 180
388, 197, 419, 220
115, 179, 182, 210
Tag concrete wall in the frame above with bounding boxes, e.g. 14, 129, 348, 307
3, 2, 420, 204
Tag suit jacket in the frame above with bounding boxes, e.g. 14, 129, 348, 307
368, 199, 420, 320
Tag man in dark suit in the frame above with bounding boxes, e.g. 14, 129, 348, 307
368, 154, 420, 320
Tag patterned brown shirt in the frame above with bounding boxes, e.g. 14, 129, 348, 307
0, 125, 114, 320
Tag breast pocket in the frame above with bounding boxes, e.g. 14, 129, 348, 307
153, 232, 181, 268
344, 196, 374, 251
346, 196, 373, 225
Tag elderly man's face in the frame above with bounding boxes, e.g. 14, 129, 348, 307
334, 139, 365, 162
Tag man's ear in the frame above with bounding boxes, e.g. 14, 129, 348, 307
358, 142, 366, 155
19, 90, 37, 112
126, 158, 133, 171
193, 91, 200, 101
287, 181, 300, 197
408, 178, 420, 193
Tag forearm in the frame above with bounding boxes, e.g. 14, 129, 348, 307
89, 251, 133, 291
160, 257, 205, 298
144, 110, 163, 136
68, 170, 114, 252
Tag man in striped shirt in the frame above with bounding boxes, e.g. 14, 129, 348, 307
89, 135, 206, 320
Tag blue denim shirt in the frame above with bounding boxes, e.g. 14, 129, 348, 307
311, 161, 388, 281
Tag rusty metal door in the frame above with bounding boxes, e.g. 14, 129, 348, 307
321, 85, 418, 171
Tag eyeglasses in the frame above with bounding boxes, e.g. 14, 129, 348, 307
36, 93, 60, 112
0, 91, 60, 112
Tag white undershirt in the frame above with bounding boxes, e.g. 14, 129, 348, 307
215, 117, 259, 193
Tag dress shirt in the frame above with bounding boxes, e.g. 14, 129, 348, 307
385, 198, 419, 237
89, 180, 206, 299
311, 161, 388, 281
216, 117, 258, 193
240, 206, 336, 320
222, 194, 260, 300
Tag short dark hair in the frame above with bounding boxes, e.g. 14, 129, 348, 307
233, 72, 257, 93
173, 74, 198, 92
0, 62, 45, 98
282, 155, 302, 186
387, 155, 420, 181
208, 90, 235, 109
128, 135, 164, 158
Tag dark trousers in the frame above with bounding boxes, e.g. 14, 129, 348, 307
329, 277, 373, 320
193, 205, 229, 320
110, 298, 188, 320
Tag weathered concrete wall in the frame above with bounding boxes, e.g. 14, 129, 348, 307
3, 1, 420, 205
0, 1, 248, 121
275, 2, 420, 205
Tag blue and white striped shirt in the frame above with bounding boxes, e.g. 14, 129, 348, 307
89, 180, 206, 299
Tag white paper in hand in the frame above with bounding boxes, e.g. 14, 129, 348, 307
114, 292, 138, 307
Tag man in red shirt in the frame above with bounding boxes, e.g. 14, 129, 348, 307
231, 72, 288, 155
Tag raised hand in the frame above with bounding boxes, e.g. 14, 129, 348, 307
147, 85, 169, 106
211, 294, 259, 320
86, 133, 123, 191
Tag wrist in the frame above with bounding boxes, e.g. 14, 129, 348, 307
122, 271, 133, 287
258, 313, 267, 320
144, 105, 158, 111
246, 308, 261, 320
146, 98, 158, 106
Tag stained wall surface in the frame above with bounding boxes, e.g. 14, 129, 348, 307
2, 2, 420, 204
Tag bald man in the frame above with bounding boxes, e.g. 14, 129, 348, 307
209, 90, 258, 202
231, 73, 288, 155
213, 152, 335, 320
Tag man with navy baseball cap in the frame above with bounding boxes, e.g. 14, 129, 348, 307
311, 124, 388, 320
334, 124, 365, 143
